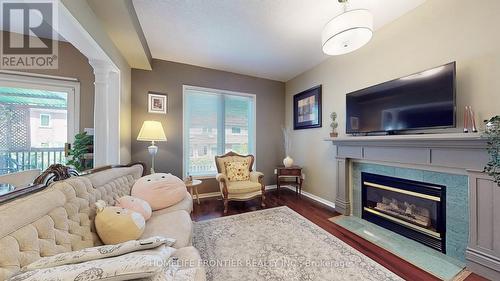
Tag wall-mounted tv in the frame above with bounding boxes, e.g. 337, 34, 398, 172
346, 62, 456, 134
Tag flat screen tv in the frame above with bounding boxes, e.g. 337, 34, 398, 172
346, 62, 456, 134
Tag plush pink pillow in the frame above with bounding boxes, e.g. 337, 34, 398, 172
131, 173, 187, 210
115, 196, 152, 221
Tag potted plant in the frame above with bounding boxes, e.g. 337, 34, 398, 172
483, 115, 500, 186
67, 132, 93, 171
330, 112, 338, 138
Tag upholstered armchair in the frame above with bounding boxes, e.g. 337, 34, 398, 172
215, 151, 265, 214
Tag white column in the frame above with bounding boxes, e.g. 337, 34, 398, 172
89, 59, 120, 167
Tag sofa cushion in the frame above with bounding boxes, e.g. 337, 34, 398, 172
141, 211, 192, 249
132, 173, 186, 210
172, 246, 206, 281
152, 192, 193, 217
95, 205, 146, 245
116, 196, 152, 220
227, 181, 261, 194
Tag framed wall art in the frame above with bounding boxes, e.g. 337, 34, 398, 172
148, 92, 168, 114
293, 85, 322, 130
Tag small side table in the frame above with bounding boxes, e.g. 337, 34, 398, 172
276, 166, 303, 194
185, 179, 203, 204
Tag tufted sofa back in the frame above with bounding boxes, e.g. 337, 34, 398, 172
0, 164, 143, 280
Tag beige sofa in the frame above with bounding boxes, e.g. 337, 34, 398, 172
0, 164, 206, 281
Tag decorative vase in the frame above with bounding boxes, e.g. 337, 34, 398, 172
330, 132, 338, 138
283, 156, 294, 167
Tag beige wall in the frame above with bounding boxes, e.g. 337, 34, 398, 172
1, 31, 95, 131
132, 59, 285, 193
285, 0, 500, 202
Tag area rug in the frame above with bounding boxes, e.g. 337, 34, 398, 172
193, 206, 403, 281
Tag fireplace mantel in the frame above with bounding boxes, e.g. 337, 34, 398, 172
326, 133, 488, 173
326, 132, 500, 280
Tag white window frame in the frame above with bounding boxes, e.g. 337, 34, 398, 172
0, 70, 80, 144
182, 85, 257, 178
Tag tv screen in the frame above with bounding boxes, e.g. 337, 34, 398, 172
346, 62, 456, 134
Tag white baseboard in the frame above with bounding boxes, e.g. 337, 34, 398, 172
266, 185, 336, 209
194, 185, 336, 210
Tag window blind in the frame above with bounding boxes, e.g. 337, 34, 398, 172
183, 87, 255, 176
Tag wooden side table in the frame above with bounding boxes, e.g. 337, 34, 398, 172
185, 179, 202, 204
276, 166, 303, 194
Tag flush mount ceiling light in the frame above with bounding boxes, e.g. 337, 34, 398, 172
322, 0, 373, 56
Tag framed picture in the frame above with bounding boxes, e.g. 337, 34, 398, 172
293, 85, 322, 130
148, 92, 167, 114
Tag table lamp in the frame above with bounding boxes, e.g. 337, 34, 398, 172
137, 121, 167, 174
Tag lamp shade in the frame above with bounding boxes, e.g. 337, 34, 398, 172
322, 9, 373, 56
137, 121, 167, 142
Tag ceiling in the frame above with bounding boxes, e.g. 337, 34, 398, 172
133, 0, 425, 82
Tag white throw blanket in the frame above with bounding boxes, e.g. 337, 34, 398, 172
10, 237, 196, 281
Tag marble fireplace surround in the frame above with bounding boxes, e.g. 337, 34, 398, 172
327, 133, 500, 280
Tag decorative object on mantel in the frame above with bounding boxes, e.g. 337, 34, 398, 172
293, 85, 322, 130
483, 115, 500, 186
281, 127, 293, 167
463, 105, 478, 133
330, 112, 338, 137
148, 92, 168, 114
322, 0, 373, 56
137, 121, 167, 174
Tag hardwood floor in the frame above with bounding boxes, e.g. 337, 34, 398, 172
191, 188, 489, 281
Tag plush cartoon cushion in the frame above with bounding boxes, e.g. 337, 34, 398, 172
115, 195, 152, 221
131, 173, 187, 210
224, 161, 250, 181
94, 200, 146, 245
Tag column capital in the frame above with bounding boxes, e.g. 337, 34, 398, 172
89, 59, 115, 83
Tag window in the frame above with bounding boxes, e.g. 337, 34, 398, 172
231, 127, 241, 134
183, 86, 255, 176
39, 114, 51, 128
0, 72, 80, 175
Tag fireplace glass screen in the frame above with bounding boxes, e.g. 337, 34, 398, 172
364, 182, 439, 233
362, 172, 446, 252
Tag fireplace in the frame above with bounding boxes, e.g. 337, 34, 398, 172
362, 172, 446, 253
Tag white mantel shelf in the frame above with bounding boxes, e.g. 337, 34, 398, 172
324, 133, 486, 148
325, 132, 488, 172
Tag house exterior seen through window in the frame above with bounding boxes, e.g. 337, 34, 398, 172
183, 86, 255, 176
0, 87, 69, 175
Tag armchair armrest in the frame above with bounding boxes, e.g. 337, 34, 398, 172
216, 173, 227, 182
216, 173, 229, 197
250, 171, 264, 183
